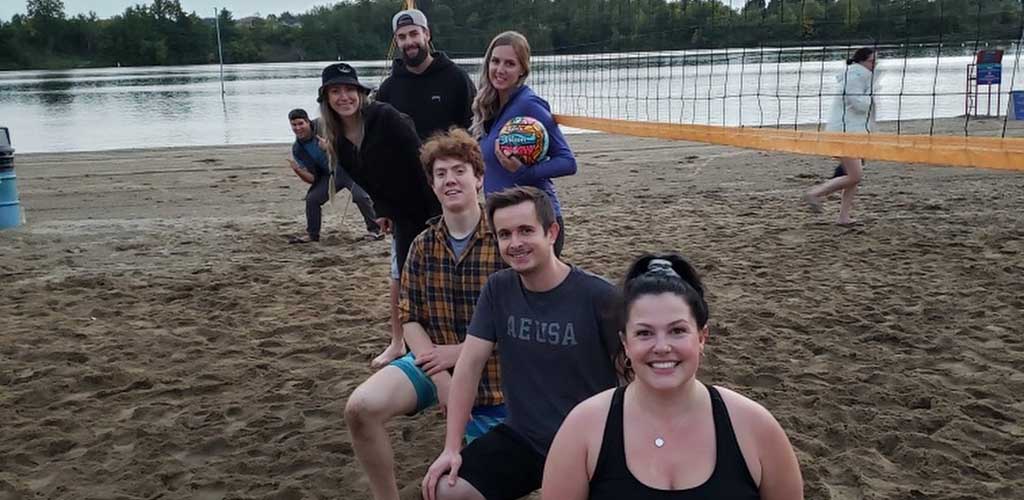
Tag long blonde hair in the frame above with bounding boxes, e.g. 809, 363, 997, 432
318, 89, 372, 158
470, 31, 531, 139
317, 87, 371, 201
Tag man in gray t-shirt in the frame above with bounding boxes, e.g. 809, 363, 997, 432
467, 266, 618, 455
423, 186, 618, 500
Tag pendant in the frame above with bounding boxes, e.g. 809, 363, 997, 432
654, 437, 665, 448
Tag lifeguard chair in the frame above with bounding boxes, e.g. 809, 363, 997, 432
966, 49, 1003, 117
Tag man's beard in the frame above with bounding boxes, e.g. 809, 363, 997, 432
402, 44, 429, 67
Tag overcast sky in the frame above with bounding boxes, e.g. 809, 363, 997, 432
1, 1, 333, 21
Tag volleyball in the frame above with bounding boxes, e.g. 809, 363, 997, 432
498, 116, 549, 165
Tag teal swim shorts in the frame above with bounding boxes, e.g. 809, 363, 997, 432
389, 352, 506, 442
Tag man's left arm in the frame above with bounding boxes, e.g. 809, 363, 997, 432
289, 143, 315, 184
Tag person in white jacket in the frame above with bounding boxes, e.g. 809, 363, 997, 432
805, 47, 878, 226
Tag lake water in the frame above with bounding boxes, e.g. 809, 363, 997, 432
2, 44, 1022, 153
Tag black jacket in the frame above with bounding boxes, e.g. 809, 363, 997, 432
333, 101, 440, 223
376, 52, 476, 140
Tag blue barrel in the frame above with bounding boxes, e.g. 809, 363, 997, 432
0, 126, 21, 229
0, 172, 19, 229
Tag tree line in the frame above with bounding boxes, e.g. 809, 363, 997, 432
1, 0, 1021, 70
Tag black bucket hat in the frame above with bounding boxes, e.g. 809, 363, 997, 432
317, 63, 372, 103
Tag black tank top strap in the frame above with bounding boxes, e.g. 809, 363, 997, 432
706, 384, 759, 489
589, 384, 760, 499
593, 386, 629, 480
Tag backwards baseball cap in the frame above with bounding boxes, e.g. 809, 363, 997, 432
392, 9, 428, 33
317, 63, 372, 103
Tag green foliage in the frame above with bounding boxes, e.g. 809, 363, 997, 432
0, 0, 1021, 70
26, 0, 65, 20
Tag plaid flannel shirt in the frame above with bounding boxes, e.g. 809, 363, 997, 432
400, 210, 505, 407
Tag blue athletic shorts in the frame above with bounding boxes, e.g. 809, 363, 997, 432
389, 352, 506, 443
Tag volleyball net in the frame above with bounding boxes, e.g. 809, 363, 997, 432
431, 0, 1024, 171
536, 43, 1024, 171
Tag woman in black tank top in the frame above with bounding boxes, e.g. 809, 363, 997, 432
541, 253, 804, 500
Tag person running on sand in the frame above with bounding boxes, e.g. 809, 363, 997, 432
422, 186, 618, 500
541, 253, 804, 500
345, 129, 506, 500
805, 47, 879, 226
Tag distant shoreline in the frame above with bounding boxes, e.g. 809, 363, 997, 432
13, 116, 1022, 158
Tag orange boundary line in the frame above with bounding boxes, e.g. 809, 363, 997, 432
554, 115, 1024, 172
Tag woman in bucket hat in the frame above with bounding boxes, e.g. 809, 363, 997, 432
316, 62, 440, 282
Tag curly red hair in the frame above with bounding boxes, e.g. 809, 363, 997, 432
419, 127, 485, 179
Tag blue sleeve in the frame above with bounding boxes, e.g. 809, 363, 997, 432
293, 140, 332, 176
512, 95, 577, 184
468, 276, 498, 342
291, 142, 309, 169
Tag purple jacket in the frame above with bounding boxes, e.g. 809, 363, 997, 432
480, 85, 576, 216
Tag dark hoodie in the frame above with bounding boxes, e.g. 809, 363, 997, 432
331, 101, 439, 224
332, 101, 441, 274
376, 52, 476, 140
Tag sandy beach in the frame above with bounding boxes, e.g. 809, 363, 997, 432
1, 119, 1023, 499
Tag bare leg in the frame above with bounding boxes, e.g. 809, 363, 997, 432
805, 157, 863, 215
836, 184, 859, 225
372, 279, 406, 369
434, 475, 486, 500
836, 158, 863, 224
344, 366, 420, 500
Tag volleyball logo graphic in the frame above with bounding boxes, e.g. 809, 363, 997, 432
498, 116, 549, 165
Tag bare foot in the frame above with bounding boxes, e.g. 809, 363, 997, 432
803, 193, 822, 213
287, 234, 318, 244
371, 340, 406, 369
836, 219, 859, 227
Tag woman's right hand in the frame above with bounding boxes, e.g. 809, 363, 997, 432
494, 139, 524, 173
317, 136, 330, 152
422, 448, 463, 500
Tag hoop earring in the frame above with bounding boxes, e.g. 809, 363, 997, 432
624, 358, 632, 369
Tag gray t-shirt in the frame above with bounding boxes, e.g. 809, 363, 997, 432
468, 266, 619, 456
447, 231, 473, 260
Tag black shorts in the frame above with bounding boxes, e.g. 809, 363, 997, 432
458, 424, 545, 500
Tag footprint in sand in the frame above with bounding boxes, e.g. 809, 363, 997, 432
316, 440, 354, 457
191, 481, 228, 500
158, 470, 191, 491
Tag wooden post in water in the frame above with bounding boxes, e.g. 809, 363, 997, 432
215, 8, 226, 97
